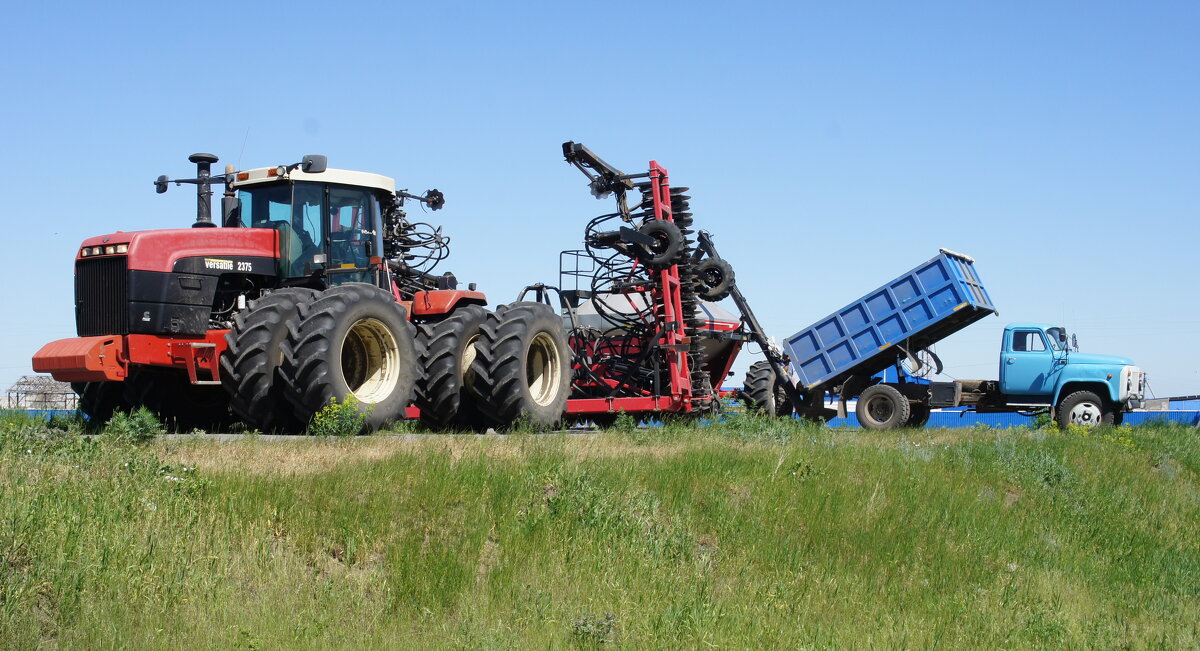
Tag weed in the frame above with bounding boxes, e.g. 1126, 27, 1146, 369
572, 611, 617, 647
307, 396, 368, 437
102, 407, 164, 443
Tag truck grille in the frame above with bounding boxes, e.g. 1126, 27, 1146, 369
75, 256, 129, 336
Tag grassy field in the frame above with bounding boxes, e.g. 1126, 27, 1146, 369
0, 411, 1197, 649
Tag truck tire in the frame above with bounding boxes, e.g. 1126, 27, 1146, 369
123, 367, 233, 432
856, 384, 911, 430
633, 219, 684, 270
470, 302, 571, 430
220, 288, 317, 433
694, 257, 735, 301
742, 361, 794, 417
1055, 390, 1114, 429
71, 381, 129, 429
907, 404, 931, 428
283, 283, 418, 432
415, 305, 490, 431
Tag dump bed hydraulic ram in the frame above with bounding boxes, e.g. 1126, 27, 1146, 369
693, 230, 811, 414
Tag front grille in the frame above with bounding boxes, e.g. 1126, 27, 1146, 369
75, 256, 129, 336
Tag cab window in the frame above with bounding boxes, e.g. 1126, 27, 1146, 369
1012, 331, 1046, 352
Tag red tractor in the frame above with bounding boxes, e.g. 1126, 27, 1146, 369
34, 153, 484, 432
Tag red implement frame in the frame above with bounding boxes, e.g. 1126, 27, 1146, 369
564, 161, 697, 416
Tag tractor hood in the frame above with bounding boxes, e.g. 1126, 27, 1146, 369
1066, 352, 1134, 366
77, 228, 278, 272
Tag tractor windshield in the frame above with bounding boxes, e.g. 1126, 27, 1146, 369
238, 181, 325, 277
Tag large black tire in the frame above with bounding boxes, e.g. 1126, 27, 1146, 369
71, 381, 129, 429
220, 288, 317, 433
1055, 390, 1114, 429
123, 368, 234, 432
282, 283, 418, 432
415, 305, 490, 431
633, 219, 684, 270
742, 361, 794, 417
907, 404, 932, 428
470, 302, 571, 430
694, 257, 735, 301
856, 384, 911, 430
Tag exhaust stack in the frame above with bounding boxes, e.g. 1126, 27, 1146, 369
189, 153, 219, 228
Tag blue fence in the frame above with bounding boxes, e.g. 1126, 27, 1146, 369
826, 410, 1200, 428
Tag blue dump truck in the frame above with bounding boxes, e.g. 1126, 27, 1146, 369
741, 249, 1146, 429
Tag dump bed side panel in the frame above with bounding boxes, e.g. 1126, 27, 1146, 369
784, 251, 995, 391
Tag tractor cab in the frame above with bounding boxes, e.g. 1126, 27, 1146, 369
229, 167, 394, 288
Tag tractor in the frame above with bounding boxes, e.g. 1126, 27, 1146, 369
34, 153, 486, 432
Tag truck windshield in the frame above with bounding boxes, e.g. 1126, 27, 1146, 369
1045, 327, 1066, 351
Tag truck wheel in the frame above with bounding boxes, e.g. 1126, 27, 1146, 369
471, 302, 571, 430
123, 368, 233, 432
856, 385, 911, 430
694, 258, 735, 301
907, 405, 931, 428
1055, 390, 1114, 429
634, 219, 684, 270
415, 305, 490, 431
283, 283, 418, 432
742, 361, 794, 417
220, 288, 316, 433
71, 381, 129, 429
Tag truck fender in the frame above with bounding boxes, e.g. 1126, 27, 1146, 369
1053, 379, 1118, 407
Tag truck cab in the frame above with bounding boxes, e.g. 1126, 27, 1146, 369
999, 323, 1145, 425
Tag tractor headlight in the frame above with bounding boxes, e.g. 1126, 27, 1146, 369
116, 244, 128, 253
104, 246, 116, 255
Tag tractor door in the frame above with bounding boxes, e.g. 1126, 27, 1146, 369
326, 185, 383, 287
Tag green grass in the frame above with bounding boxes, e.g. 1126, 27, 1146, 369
1, 410, 1198, 648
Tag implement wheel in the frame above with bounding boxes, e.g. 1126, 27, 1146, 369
694, 257, 735, 301
856, 384, 910, 430
742, 361, 794, 417
471, 302, 570, 430
634, 219, 684, 270
415, 305, 490, 431
220, 287, 316, 433
283, 283, 418, 432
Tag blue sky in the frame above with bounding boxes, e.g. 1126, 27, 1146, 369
2, 2, 1197, 396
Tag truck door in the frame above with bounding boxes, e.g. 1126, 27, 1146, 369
1000, 329, 1056, 396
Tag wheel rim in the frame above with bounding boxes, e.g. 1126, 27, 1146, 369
1068, 400, 1102, 426
526, 332, 562, 407
864, 395, 894, 424
461, 333, 480, 384
340, 317, 401, 404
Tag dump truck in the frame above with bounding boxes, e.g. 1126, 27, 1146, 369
742, 249, 1146, 429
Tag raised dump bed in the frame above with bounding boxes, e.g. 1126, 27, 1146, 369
784, 249, 995, 392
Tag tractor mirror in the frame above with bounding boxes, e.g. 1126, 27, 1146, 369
300, 155, 327, 174
154, 175, 169, 194
221, 196, 240, 227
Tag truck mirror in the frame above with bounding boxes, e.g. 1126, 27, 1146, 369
300, 155, 327, 174
155, 175, 169, 194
